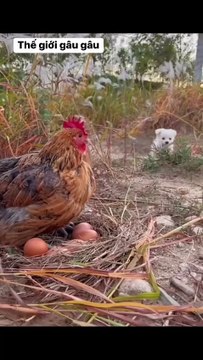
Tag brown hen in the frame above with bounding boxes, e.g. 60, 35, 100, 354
0, 116, 96, 246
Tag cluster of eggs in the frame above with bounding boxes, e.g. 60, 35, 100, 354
71, 222, 98, 241
23, 222, 98, 257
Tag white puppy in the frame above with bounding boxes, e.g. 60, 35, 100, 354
150, 128, 177, 157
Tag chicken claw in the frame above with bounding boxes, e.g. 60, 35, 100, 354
54, 222, 75, 240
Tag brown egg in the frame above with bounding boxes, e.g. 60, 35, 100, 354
72, 229, 99, 242
74, 222, 93, 231
24, 238, 49, 257
72, 222, 93, 239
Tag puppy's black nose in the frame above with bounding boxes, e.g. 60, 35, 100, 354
165, 141, 169, 144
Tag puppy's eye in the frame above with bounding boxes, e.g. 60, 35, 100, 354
169, 138, 171, 140
162, 137, 165, 140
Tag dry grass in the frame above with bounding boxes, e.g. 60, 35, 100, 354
128, 85, 203, 139
153, 86, 203, 133
0, 157, 202, 327
0, 84, 48, 158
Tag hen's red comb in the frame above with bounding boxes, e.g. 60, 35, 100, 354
63, 116, 87, 135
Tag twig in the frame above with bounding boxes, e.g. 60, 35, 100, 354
159, 287, 180, 306
163, 311, 173, 326
6, 136, 15, 157
149, 216, 203, 246
120, 184, 132, 223
194, 274, 203, 302
150, 236, 194, 249
123, 122, 127, 167
189, 263, 203, 273
0, 259, 25, 305
170, 277, 195, 297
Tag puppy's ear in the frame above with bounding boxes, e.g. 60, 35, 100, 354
155, 128, 164, 135
169, 129, 177, 137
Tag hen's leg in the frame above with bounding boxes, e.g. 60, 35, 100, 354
54, 222, 75, 239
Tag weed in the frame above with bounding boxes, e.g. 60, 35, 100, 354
143, 139, 203, 173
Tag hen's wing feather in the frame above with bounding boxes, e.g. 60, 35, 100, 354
0, 164, 61, 208
0, 157, 21, 174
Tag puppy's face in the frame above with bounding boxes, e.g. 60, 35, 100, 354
155, 128, 177, 148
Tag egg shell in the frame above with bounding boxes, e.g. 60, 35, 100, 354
74, 222, 93, 231
24, 238, 49, 257
72, 222, 93, 239
72, 229, 99, 241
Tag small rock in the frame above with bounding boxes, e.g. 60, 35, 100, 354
192, 226, 203, 236
185, 216, 197, 222
170, 277, 195, 297
198, 248, 203, 259
181, 276, 189, 284
119, 279, 153, 296
181, 200, 191, 207
177, 242, 185, 248
84, 205, 93, 214
155, 215, 175, 230
147, 205, 155, 212
178, 188, 189, 195
190, 272, 202, 282
179, 263, 189, 272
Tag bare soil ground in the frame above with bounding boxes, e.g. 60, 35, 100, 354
0, 133, 203, 326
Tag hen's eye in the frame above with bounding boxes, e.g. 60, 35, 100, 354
78, 133, 82, 138
162, 137, 165, 140
169, 138, 171, 140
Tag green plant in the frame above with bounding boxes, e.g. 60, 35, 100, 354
143, 140, 203, 173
